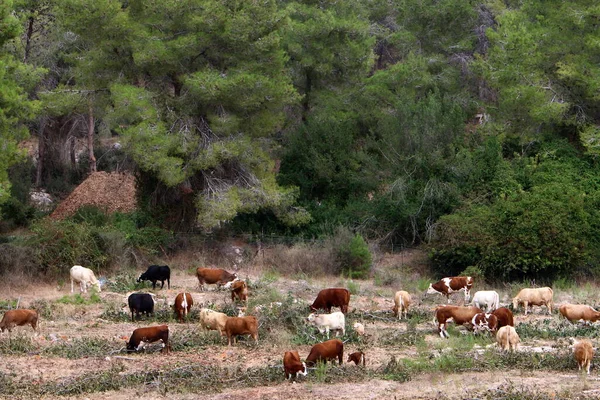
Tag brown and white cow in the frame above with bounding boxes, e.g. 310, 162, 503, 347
283, 350, 307, 380
572, 338, 594, 375
559, 304, 600, 325
173, 292, 193, 323
230, 280, 248, 304
491, 307, 514, 328
0, 309, 38, 333
347, 351, 366, 366
392, 290, 411, 320
225, 316, 258, 346
126, 325, 170, 354
196, 267, 238, 291
471, 313, 498, 334
310, 288, 350, 314
426, 276, 473, 304
305, 338, 344, 366
434, 305, 482, 338
512, 287, 553, 315
496, 325, 520, 351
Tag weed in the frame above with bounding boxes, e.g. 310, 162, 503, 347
0, 334, 35, 355
0, 299, 18, 311
42, 337, 119, 359
56, 293, 102, 305
345, 279, 360, 295
29, 298, 54, 320
105, 272, 144, 293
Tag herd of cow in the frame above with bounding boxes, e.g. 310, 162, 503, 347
0, 268, 598, 380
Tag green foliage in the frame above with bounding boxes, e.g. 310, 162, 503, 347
56, 293, 101, 305
338, 233, 372, 279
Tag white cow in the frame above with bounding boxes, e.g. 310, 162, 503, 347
70, 265, 101, 293
472, 290, 500, 311
198, 308, 229, 335
307, 312, 345, 338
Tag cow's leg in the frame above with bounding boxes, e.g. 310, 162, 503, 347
167, 278, 170, 289
524, 302, 529, 315
326, 327, 330, 339
160, 280, 165, 289
81, 281, 86, 294
152, 281, 157, 290
71, 278, 74, 293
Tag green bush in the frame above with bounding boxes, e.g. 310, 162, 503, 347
337, 232, 372, 279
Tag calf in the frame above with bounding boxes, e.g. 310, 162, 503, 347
230, 280, 248, 304
138, 265, 170, 290
353, 322, 365, 336
392, 290, 411, 320
347, 351, 366, 366
126, 325, 170, 354
128, 293, 155, 322
198, 308, 229, 335
426, 276, 473, 304
0, 309, 38, 333
435, 305, 482, 338
496, 325, 520, 351
472, 290, 499, 311
572, 338, 594, 375
492, 307, 514, 328
283, 350, 307, 381
512, 287, 553, 315
307, 312, 345, 338
173, 292, 193, 323
196, 268, 238, 291
471, 313, 498, 334
305, 338, 344, 366
225, 316, 258, 346
559, 304, 600, 325
70, 265, 101, 293
310, 288, 350, 314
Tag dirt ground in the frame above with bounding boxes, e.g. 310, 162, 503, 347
1, 257, 600, 400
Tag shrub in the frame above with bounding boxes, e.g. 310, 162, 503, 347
336, 230, 372, 279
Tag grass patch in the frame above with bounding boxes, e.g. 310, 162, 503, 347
0, 334, 36, 355
0, 299, 18, 311
56, 292, 102, 305
104, 272, 144, 293
42, 337, 119, 359
516, 319, 600, 339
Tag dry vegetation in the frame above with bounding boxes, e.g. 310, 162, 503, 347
0, 250, 600, 399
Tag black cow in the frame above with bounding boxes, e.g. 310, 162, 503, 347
128, 293, 155, 322
137, 265, 171, 289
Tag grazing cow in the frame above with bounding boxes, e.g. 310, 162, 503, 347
472, 290, 500, 311
307, 312, 345, 338
305, 338, 344, 366
173, 292, 193, 323
559, 304, 600, 325
492, 307, 514, 328
230, 280, 248, 304
471, 313, 499, 334
347, 351, 366, 366
198, 308, 229, 335
283, 351, 307, 381
435, 305, 482, 338
310, 288, 351, 314
512, 287, 553, 315
137, 265, 170, 290
225, 316, 258, 346
70, 265, 101, 293
572, 338, 594, 375
353, 322, 365, 336
426, 276, 473, 304
496, 325, 520, 351
196, 268, 238, 291
392, 290, 411, 320
128, 293, 155, 322
126, 325, 170, 353
0, 309, 38, 333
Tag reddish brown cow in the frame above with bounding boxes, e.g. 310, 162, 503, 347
491, 307, 514, 328
435, 305, 482, 338
126, 325, 170, 354
310, 288, 350, 314
426, 276, 474, 303
230, 280, 248, 303
347, 351, 365, 366
173, 292, 193, 323
305, 338, 344, 366
225, 316, 258, 346
196, 268, 238, 291
283, 350, 307, 380
0, 309, 38, 333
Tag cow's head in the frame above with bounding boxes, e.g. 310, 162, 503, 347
137, 273, 146, 283
425, 284, 437, 295
306, 313, 317, 323
299, 362, 308, 376
222, 277, 240, 290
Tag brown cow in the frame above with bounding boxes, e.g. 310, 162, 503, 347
471, 313, 498, 334
230, 280, 248, 304
491, 307, 514, 328
347, 351, 365, 366
573, 338, 594, 375
426, 276, 473, 304
305, 338, 344, 366
126, 325, 170, 353
173, 292, 193, 323
225, 316, 258, 346
196, 267, 238, 291
559, 304, 600, 325
435, 305, 482, 338
0, 309, 38, 333
283, 350, 307, 380
512, 287, 553, 315
310, 288, 350, 314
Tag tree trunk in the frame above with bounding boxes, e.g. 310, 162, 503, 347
23, 16, 34, 63
88, 103, 97, 173
35, 118, 47, 187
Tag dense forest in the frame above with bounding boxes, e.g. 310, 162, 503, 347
1, 0, 599, 282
